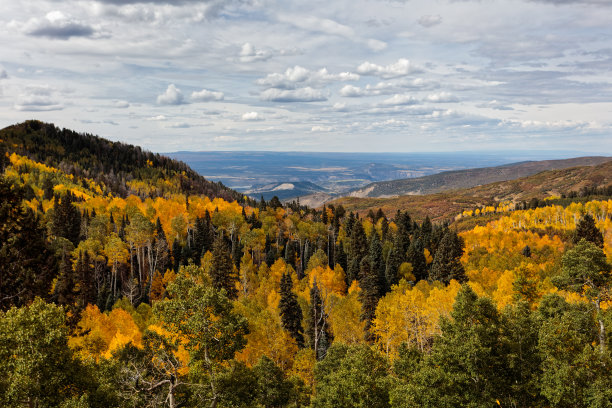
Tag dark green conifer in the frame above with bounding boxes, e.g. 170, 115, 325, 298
406, 237, 428, 282
279, 272, 304, 348
211, 234, 238, 299
429, 229, 466, 284
573, 214, 604, 248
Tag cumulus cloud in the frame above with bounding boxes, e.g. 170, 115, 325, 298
25, 11, 95, 40
425, 92, 458, 103
331, 102, 349, 112
239, 43, 272, 63
339, 85, 368, 97
260, 87, 327, 102
242, 111, 263, 121
256, 66, 358, 89
157, 84, 184, 105
356, 58, 423, 79
381, 94, 419, 106
14, 95, 63, 111
147, 115, 167, 121
191, 88, 224, 102
417, 15, 442, 28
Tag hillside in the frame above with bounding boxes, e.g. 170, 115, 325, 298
243, 181, 329, 201
0, 120, 244, 202
348, 156, 612, 198
330, 160, 612, 222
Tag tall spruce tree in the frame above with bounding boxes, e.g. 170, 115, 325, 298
406, 237, 428, 282
347, 220, 368, 285
359, 258, 380, 342
368, 231, 387, 297
429, 229, 466, 284
573, 214, 604, 248
279, 272, 304, 348
211, 234, 238, 299
51, 192, 82, 245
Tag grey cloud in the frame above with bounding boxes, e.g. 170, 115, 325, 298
527, 0, 611, 5
14, 95, 63, 111
260, 87, 327, 102
417, 15, 442, 28
29, 23, 94, 39
0, 69, 7, 79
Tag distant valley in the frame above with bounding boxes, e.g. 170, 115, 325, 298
168, 150, 594, 202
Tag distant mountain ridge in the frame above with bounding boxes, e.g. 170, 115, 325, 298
243, 181, 329, 201
330, 160, 612, 222
348, 156, 612, 198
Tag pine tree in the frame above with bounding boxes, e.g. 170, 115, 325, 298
406, 237, 428, 282
211, 234, 238, 299
429, 229, 467, 284
279, 273, 305, 348
75, 251, 96, 309
51, 192, 82, 245
368, 231, 387, 297
359, 259, 380, 342
347, 220, 367, 285
573, 214, 604, 248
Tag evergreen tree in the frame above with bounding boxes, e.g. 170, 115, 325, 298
521, 245, 532, 258
359, 258, 380, 342
0, 176, 57, 310
51, 192, 82, 245
406, 237, 428, 282
429, 229, 467, 284
347, 220, 368, 285
211, 234, 238, 299
279, 273, 305, 348
368, 231, 387, 297
573, 214, 604, 248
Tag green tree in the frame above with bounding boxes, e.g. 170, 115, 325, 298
279, 272, 305, 348
573, 214, 604, 248
312, 344, 391, 408
210, 234, 238, 299
0, 299, 88, 407
347, 220, 368, 285
429, 229, 466, 285
154, 266, 249, 408
406, 237, 427, 282
0, 176, 56, 310
553, 239, 612, 352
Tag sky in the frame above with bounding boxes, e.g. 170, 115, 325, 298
1, 0, 612, 153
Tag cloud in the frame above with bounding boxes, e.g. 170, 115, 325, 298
311, 125, 334, 132
0, 69, 7, 79
114, 100, 130, 108
417, 15, 442, 28
242, 112, 263, 121
25, 11, 95, 40
157, 84, 184, 105
165, 122, 191, 128
147, 115, 167, 121
339, 85, 367, 97
280, 15, 354, 37
260, 87, 327, 102
191, 88, 224, 102
366, 39, 388, 51
356, 58, 423, 79
527, 0, 611, 5
14, 95, 63, 111
331, 102, 349, 112
256, 66, 358, 89
239, 43, 272, 63
425, 92, 458, 103
381, 94, 419, 106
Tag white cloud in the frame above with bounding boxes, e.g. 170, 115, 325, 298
417, 15, 442, 28
157, 84, 184, 105
191, 88, 224, 102
147, 115, 167, 121
425, 92, 458, 103
165, 122, 191, 128
239, 43, 271, 63
356, 58, 423, 79
260, 87, 327, 102
242, 111, 263, 121
339, 85, 367, 97
381, 94, 418, 106
311, 125, 334, 132
256, 66, 358, 89
366, 39, 388, 51
332, 102, 348, 111
0, 69, 7, 79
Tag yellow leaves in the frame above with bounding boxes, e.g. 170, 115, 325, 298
424, 248, 433, 265
328, 291, 364, 346
70, 305, 142, 361
308, 265, 347, 297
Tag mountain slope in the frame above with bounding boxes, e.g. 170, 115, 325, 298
0, 121, 244, 202
331, 160, 612, 222
348, 156, 612, 198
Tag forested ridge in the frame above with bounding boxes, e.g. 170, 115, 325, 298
1, 122, 612, 408
0, 120, 246, 202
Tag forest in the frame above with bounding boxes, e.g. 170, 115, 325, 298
1, 121, 611, 408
